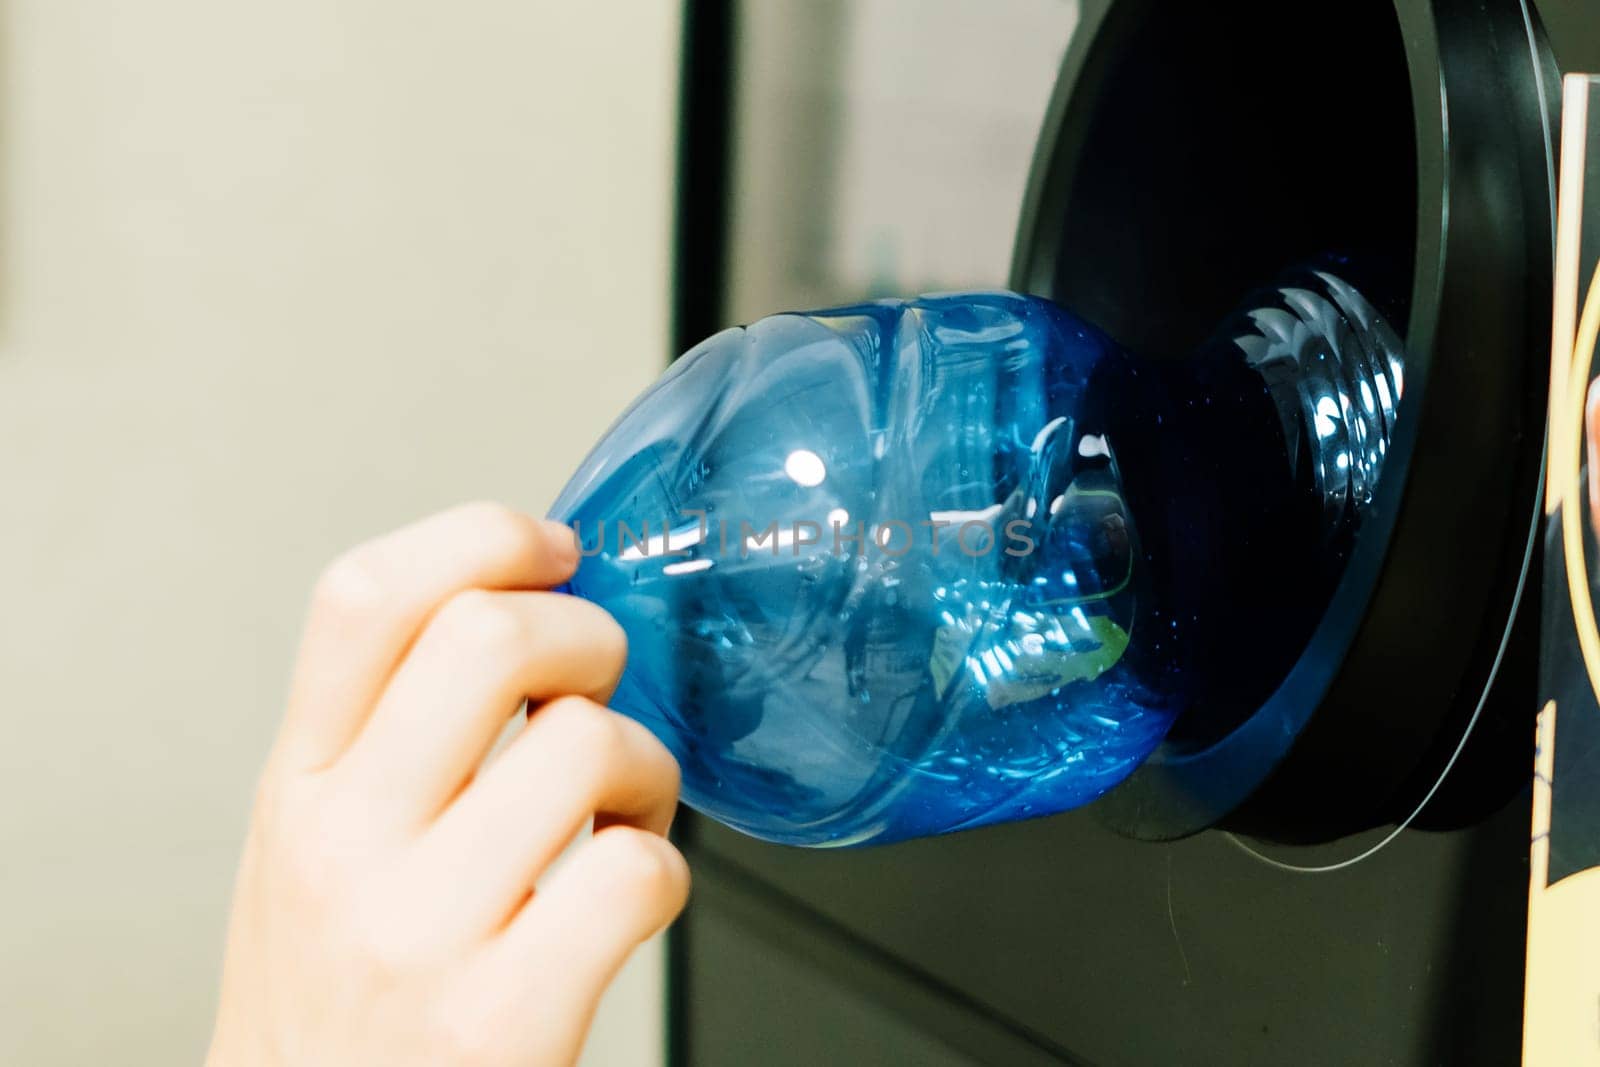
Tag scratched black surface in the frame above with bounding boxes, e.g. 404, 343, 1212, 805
684, 792, 1530, 1066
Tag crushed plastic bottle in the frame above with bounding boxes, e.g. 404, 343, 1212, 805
550, 272, 1403, 847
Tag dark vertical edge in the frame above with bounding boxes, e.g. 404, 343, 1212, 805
665, 1, 734, 1065
669, 0, 735, 360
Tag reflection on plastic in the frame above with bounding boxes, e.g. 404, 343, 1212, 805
551, 278, 1403, 847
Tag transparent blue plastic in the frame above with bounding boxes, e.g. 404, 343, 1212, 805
550, 279, 1402, 847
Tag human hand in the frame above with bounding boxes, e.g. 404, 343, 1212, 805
207, 503, 688, 1066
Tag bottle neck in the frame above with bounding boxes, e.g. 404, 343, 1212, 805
1084, 271, 1406, 743
1216, 270, 1406, 543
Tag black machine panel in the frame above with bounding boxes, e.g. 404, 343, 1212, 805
669, 2, 1600, 1063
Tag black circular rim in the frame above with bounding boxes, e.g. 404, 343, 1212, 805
1010, 0, 1552, 842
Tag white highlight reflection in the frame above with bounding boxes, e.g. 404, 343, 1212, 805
785, 449, 827, 487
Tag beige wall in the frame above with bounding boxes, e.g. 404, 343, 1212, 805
0, 2, 680, 1063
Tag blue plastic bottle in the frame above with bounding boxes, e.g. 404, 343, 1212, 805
550, 271, 1402, 847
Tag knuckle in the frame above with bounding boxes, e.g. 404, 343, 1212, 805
615, 714, 681, 799
540, 696, 621, 762
311, 550, 387, 619
593, 612, 629, 674
550, 592, 623, 638
434, 589, 525, 655
594, 827, 689, 907
452, 500, 531, 549
541, 596, 628, 681
575, 597, 628, 659
452, 498, 521, 529
654, 736, 684, 799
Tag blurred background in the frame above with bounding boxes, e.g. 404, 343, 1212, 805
0, 2, 681, 1063
0, 0, 1087, 1060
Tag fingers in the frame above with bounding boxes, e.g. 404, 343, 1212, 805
474, 826, 689, 1061
406, 696, 681, 933
335, 594, 630, 829
277, 503, 579, 773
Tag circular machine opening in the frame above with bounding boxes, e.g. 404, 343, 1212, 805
1025, 0, 1419, 751
1009, 0, 1566, 845
1036, 0, 1418, 361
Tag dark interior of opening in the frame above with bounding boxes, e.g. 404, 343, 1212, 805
1048, 0, 1418, 753
1051, 0, 1418, 357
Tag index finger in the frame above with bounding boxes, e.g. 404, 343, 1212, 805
276, 502, 579, 772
